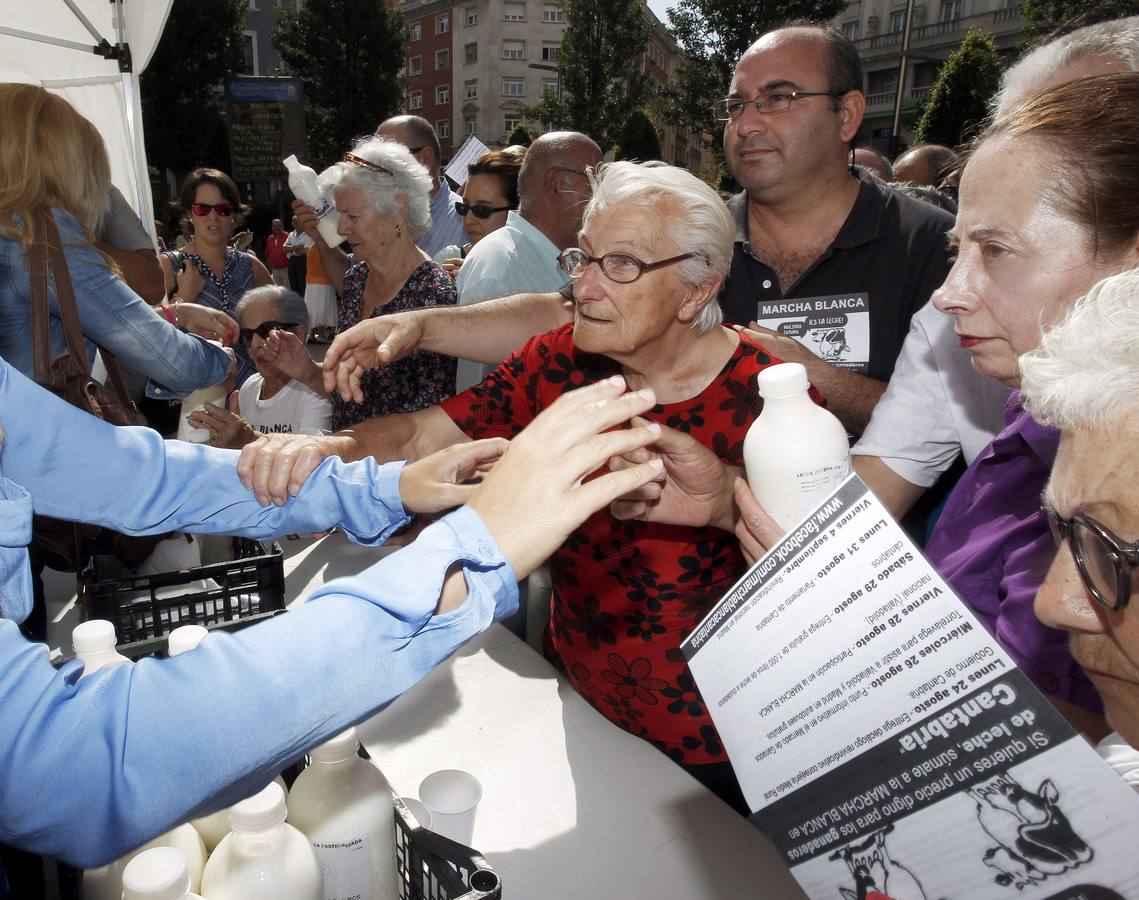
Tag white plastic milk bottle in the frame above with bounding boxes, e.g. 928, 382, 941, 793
200, 780, 323, 900
72, 620, 131, 678
742, 362, 851, 531
176, 341, 228, 444
283, 155, 342, 248
288, 727, 399, 900
121, 846, 204, 900
81, 825, 206, 900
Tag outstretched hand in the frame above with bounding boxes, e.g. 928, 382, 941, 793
465, 377, 665, 580
400, 438, 509, 514
323, 312, 426, 403
608, 418, 738, 531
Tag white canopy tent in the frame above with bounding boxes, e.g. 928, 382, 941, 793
1, 0, 175, 234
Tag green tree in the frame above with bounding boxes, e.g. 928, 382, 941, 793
660, 0, 849, 153
274, 0, 407, 169
525, 0, 652, 152
1017, 0, 1139, 41
615, 110, 663, 161
140, 0, 248, 186
506, 123, 534, 146
913, 28, 1004, 148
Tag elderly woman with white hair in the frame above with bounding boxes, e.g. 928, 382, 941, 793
235, 161, 811, 812
1026, 269, 1139, 771
321, 135, 457, 429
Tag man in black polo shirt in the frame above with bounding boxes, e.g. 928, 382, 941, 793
721, 24, 953, 432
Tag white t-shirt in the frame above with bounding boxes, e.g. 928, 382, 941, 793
238, 375, 331, 437
852, 301, 1011, 487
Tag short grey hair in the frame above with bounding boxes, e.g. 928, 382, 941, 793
582, 161, 733, 334
996, 15, 1139, 114
318, 135, 433, 238
1021, 267, 1139, 431
235, 285, 310, 331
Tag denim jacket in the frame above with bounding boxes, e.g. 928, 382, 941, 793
0, 209, 229, 393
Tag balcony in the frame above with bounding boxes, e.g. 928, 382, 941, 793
853, 6, 1023, 61
864, 85, 933, 116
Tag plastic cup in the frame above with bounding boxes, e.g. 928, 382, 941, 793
400, 796, 432, 829
418, 769, 482, 846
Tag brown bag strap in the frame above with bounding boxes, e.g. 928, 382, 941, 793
30, 209, 134, 409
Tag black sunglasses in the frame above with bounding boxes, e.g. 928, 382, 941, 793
455, 201, 511, 219
1045, 505, 1139, 612
191, 202, 235, 217
240, 321, 300, 345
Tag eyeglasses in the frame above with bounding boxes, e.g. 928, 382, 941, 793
455, 201, 511, 219
239, 321, 300, 345
557, 248, 696, 284
717, 90, 843, 121
1045, 505, 1139, 612
556, 166, 589, 178
343, 152, 393, 176
191, 202, 235, 217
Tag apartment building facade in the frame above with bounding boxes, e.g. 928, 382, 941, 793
832, 0, 1025, 150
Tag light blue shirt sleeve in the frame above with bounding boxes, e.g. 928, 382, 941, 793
0, 360, 409, 547
0, 359, 521, 865
0, 508, 519, 867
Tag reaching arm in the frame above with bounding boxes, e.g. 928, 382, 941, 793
324, 290, 572, 402
292, 198, 349, 292
852, 455, 926, 520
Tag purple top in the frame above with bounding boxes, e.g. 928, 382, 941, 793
924, 392, 1101, 712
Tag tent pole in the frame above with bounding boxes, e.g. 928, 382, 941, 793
0, 26, 94, 54
61, 0, 107, 44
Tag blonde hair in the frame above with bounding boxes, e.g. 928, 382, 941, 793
0, 84, 110, 246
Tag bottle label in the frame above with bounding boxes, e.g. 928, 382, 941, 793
310, 194, 336, 220
793, 459, 851, 514
312, 836, 374, 900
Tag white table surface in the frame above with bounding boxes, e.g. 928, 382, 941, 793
282, 531, 807, 900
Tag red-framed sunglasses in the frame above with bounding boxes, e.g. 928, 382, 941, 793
191, 202, 235, 217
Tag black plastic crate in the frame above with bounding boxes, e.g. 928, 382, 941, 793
80, 537, 286, 660
394, 797, 501, 900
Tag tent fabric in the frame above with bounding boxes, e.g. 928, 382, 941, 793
1, 1, 174, 236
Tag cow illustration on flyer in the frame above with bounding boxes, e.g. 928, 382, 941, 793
829, 825, 928, 900
969, 772, 1092, 890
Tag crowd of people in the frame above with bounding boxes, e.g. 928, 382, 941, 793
2, 10, 1139, 890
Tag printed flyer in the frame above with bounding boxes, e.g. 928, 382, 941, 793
683, 475, 1139, 899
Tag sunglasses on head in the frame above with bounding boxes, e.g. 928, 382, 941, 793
191, 202, 235, 217
239, 321, 299, 344
455, 201, 511, 219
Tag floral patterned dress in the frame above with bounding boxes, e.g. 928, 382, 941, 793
441, 323, 802, 766
333, 260, 458, 430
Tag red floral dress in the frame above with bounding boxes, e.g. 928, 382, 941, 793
441, 323, 793, 765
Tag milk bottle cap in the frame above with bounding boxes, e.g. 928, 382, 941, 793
167, 625, 209, 658
229, 780, 287, 833
757, 362, 810, 400
309, 727, 360, 764
72, 619, 118, 655
122, 846, 191, 900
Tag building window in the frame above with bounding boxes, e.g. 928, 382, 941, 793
841, 21, 859, 41
436, 49, 449, 70
437, 119, 450, 139
541, 78, 559, 97
503, 77, 525, 97
408, 55, 423, 76
465, 79, 479, 99
465, 5, 478, 25
503, 40, 526, 60
465, 117, 478, 136
241, 31, 258, 76
465, 42, 478, 64
436, 84, 450, 104
410, 21, 422, 41
503, 2, 526, 20
409, 90, 423, 110
541, 44, 558, 62
542, 4, 564, 22
940, 0, 962, 21
504, 115, 522, 133
890, 10, 906, 32
436, 13, 449, 34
